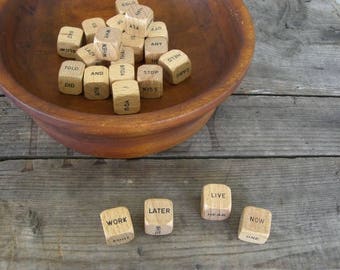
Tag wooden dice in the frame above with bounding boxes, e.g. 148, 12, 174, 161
109, 63, 135, 84
115, 0, 139, 14
159, 49, 192, 85
201, 184, 232, 221
238, 206, 272, 244
112, 80, 140, 115
100, 207, 134, 246
83, 66, 110, 100
145, 37, 168, 64
76, 43, 102, 67
122, 33, 145, 62
106, 14, 126, 32
112, 46, 135, 66
144, 198, 173, 236
57, 26, 84, 59
148, 21, 168, 40
82, 18, 106, 43
58, 60, 85, 95
137, 65, 163, 99
94, 27, 122, 61
125, 4, 154, 38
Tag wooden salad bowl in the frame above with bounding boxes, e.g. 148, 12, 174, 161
0, 0, 255, 158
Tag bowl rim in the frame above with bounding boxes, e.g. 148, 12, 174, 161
0, 0, 255, 136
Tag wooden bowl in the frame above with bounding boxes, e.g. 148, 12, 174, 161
0, 0, 255, 158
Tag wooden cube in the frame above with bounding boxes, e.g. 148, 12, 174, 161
82, 17, 106, 43
109, 63, 135, 84
76, 43, 102, 66
106, 14, 126, 32
121, 33, 144, 62
159, 49, 192, 85
125, 4, 154, 38
57, 26, 84, 59
58, 60, 85, 95
238, 206, 272, 244
201, 184, 232, 221
100, 206, 134, 246
115, 0, 139, 14
94, 27, 122, 61
145, 37, 168, 64
137, 65, 163, 99
83, 66, 110, 100
111, 46, 135, 66
112, 80, 140, 115
147, 21, 168, 40
144, 198, 173, 236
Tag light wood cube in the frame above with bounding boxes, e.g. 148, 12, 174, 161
76, 43, 102, 67
145, 37, 168, 64
58, 60, 85, 95
83, 66, 110, 100
144, 198, 173, 236
121, 33, 144, 62
109, 63, 135, 84
112, 80, 140, 115
82, 18, 106, 43
147, 21, 168, 40
94, 27, 122, 61
137, 65, 163, 99
159, 49, 192, 85
100, 206, 134, 246
238, 206, 272, 244
115, 0, 139, 14
57, 26, 84, 59
125, 4, 154, 38
111, 46, 135, 66
201, 184, 232, 221
106, 14, 126, 32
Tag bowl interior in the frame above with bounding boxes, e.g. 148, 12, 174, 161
0, 0, 244, 115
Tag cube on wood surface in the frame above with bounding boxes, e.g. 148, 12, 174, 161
115, 0, 139, 14
57, 26, 84, 59
58, 60, 85, 95
112, 80, 140, 115
100, 206, 134, 246
83, 66, 110, 100
125, 4, 154, 38
158, 49, 192, 85
121, 33, 144, 62
82, 17, 106, 43
137, 64, 163, 99
147, 21, 168, 40
76, 43, 102, 67
238, 206, 272, 244
106, 14, 126, 33
201, 184, 232, 221
109, 63, 135, 84
94, 27, 122, 61
111, 46, 135, 66
145, 37, 168, 64
144, 198, 173, 236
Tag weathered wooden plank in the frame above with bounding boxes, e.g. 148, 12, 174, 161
0, 158, 339, 269
0, 95, 339, 159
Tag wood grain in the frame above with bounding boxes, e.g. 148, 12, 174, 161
0, 158, 339, 269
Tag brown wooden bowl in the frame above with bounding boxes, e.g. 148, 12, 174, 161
0, 0, 255, 158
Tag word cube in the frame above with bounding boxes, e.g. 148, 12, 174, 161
144, 198, 173, 236
121, 33, 144, 62
84, 66, 110, 100
94, 27, 122, 61
125, 4, 154, 38
137, 65, 163, 99
112, 80, 140, 115
115, 0, 139, 14
76, 43, 102, 66
148, 21, 168, 40
158, 49, 192, 85
112, 46, 135, 66
58, 60, 85, 95
145, 37, 168, 64
201, 184, 232, 221
238, 206, 272, 244
109, 63, 135, 84
100, 206, 134, 246
106, 14, 126, 32
57, 26, 84, 59
82, 17, 106, 43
